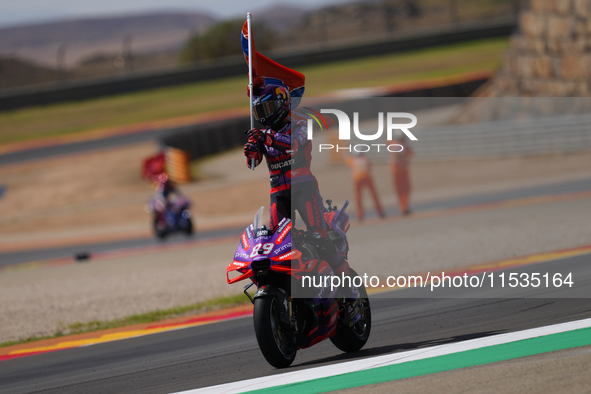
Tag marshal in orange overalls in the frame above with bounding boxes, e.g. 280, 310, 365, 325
389, 139, 413, 215
346, 154, 384, 220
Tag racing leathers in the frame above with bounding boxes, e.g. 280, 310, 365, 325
245, 117, 327, 237
153, 180, 177, 215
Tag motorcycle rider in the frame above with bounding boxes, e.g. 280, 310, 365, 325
244, 82, 328, 240
153, 173, 184, 227
244, 82, 360, 345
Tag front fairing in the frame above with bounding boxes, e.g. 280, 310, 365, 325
227, 216, 294, 284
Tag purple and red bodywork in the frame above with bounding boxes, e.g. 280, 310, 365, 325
227, 202, 351, 284
227, 218, 309, 284
226, 203, 352, 348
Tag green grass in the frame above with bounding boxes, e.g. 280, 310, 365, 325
0, 293, 249, 349
0, 37, 508, 145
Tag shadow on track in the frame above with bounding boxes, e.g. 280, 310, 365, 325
293, 329, 506, 368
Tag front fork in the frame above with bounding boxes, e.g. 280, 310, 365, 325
244, 282, 255, 304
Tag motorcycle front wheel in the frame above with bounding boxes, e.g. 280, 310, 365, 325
153, 216, 167, 239
253, 296, 297, 368
181, 210, 194, 235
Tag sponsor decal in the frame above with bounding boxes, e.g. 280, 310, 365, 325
267, 153, 291, 163
269, 159, 293, 170
255, 288, 267, 297
276, 222, 292, 244
276, 250, 296, 261
273, 242, 293, 256
255, 229, 269, 238
241, 232, 250, 250
231, 261, 248, 268
246, 226, 253, 239
277, 217, 289, 232
234, 252, 250, 260
264, 134, 273, 146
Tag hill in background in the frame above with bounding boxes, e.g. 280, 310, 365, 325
0, 12, 216, 68
0, 0, 519, 90
0, 56, 60, 89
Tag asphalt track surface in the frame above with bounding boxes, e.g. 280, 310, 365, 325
1, 178, 590, 267
1, 252, 590, 394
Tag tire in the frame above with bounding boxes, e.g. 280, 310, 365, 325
153, 217, 167, 239
330, 268, 371, 352
184, 217, 194, 235
253, 296, 297, 368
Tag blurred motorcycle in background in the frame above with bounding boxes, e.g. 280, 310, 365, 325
145, 195, 194, 239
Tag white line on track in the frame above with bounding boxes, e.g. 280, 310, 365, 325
174, 317, 591, 394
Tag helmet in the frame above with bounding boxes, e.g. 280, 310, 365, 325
252, 84, 290, 128
157, 172, 169, 186
156, 173, 173, 193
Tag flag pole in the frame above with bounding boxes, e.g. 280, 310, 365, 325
247, 13, 255, 171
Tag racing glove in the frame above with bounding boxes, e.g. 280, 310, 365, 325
248, 128, 292, 153
244, 142, 262, 169
247, 128, 274, 147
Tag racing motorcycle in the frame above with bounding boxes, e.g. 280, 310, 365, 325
226, 199, 371, 368
146, 195, 193, 239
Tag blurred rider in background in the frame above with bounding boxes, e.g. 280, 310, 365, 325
152, 173, 183, 223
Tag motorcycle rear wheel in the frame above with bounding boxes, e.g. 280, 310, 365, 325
330, 268, 371, 352
254, 296, 297, 368
184, 217, 194, 235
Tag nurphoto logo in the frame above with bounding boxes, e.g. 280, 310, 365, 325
305, 109, 418, 153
